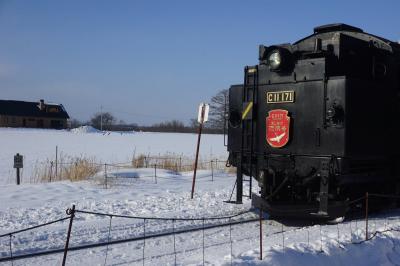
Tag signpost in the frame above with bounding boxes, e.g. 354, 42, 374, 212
191, 103, 209, 199
14, 153, 23, 185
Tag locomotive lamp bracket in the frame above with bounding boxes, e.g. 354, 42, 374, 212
259, 45, 268, 61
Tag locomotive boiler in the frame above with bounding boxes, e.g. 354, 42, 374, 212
227, 23, 400, 218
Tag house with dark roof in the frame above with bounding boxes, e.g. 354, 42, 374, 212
0, 99, 70, 129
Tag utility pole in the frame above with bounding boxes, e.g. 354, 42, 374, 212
100, 105, 103, 131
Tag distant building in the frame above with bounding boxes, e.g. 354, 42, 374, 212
0, 99, 70, 129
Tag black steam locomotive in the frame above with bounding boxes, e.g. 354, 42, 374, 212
227, 23, 400, 218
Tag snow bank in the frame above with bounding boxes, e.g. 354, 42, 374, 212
229, 231, 400, 266
71, 125, 136, 134
2, 173, 400, 265
71, 125, 100, 133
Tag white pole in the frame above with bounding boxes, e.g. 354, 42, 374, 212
100, 105, 103, 131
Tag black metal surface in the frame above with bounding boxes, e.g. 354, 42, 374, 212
251, 193, 347, 219
227, 23, 400, 218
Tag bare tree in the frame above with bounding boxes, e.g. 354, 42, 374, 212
208, 89, 229, 131
90, 112, 116, 130
189, 118, 199, 129
151, 120, 185, 132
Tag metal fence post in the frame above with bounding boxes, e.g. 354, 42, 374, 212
173, 219, 177, 266
365, 192, 369, 241
143, 219, 146, 266
229, 218, 232, 266
282, 223, 285, 251
104, 216, 112, 265
62, 205, 76, 266
211, 160, 214, 182
50, 161, 54, 182
16, 168, 20, 185
74, 162, 78, 181
202, 218, 205, 266
55, 145, 58, 179
60, 162, 63, 181
104, 163, 108, 189
319, 225, 323, 252
154, 164, 157, 184
259, 210, 263, 260
9, 234, 13, 264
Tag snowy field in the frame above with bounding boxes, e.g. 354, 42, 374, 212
1, 127, 400, 265
0, 127, 227, 185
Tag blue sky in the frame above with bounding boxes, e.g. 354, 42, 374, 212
0, 0, 399, 125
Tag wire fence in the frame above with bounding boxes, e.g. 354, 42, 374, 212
2, 193, 400, 265
5, 154, 231, 186
100, 158, 229, 188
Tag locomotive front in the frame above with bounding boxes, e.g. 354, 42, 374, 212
227, 23, 400, 218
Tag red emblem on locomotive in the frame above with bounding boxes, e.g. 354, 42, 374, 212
266, 109, 290, 148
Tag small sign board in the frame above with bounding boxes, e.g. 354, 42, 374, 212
197, 103, 209, 123
14, 153, 23, 168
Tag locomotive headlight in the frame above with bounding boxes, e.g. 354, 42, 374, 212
268, 50, 282, 70
266, 48, 293, 72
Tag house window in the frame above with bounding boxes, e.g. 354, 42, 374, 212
48, 107, 59, 113
11, 117, 16, 123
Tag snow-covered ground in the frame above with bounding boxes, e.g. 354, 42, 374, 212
1, 127, 400, 265
0, 127, 227, 185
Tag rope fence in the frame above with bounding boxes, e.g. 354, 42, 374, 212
2, 193, 400, 264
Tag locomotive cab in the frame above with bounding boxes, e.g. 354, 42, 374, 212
227, 23, 400, 218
